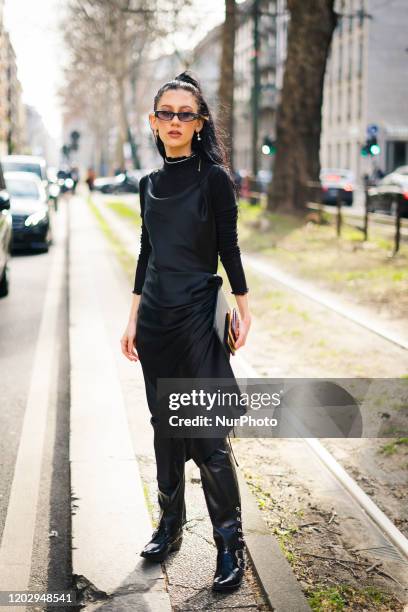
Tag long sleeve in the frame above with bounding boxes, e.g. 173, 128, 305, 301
132, 175, 151, 295
208, 165, 249, 295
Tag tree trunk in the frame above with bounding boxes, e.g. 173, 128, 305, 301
217, 0, 236, 170
115, 75, 128, 171
267, 0, 337, 212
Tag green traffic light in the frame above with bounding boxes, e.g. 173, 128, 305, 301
370, 144, 380, 155
262, 137, 276, 155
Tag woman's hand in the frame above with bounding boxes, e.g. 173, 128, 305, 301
233, 314, 251, 351
120, 319, 139, 362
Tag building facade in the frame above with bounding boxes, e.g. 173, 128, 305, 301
233, 0, 281, 173
207, 0, 408, 181
0, 1, 26, 156
189, 0, 282, 174
321, 0, 408, 181
0, 0, 9, 155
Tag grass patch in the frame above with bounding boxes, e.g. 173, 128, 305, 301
243, 470, 276, 511
307, 584, 397, 611
142, 481, 155, 519
106, 200, 141, 227
236, 198, 408, 318
272, 525, 299, 565
87, 197, 136, 282
379, 437, 408, 456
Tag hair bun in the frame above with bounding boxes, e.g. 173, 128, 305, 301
174, 70, 201, 92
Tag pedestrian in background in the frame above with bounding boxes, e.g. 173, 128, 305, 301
85, 167, 95, 192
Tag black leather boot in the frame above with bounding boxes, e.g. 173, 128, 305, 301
199, 443, 246, 591
141, 436, 187, 562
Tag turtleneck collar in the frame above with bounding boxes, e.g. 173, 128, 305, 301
163, 152, 199, 171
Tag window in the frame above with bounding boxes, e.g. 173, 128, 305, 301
2, 162, 43, 179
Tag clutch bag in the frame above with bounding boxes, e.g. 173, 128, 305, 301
213, 285, 239, 356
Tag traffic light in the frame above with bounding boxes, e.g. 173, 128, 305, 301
368, 136, 380, 155
262, 136, 276, 155
361, 136, 381, 157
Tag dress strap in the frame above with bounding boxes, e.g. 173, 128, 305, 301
227, 431, 240, 467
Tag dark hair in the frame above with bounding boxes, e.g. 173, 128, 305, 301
152, 70, 236, 189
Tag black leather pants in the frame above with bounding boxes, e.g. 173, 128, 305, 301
153, 434, 187, 535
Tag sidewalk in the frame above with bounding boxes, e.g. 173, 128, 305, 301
69, 192, 171, 610
69, 192, 310, 610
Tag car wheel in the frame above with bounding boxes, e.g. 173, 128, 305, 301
0, 263, 9, 297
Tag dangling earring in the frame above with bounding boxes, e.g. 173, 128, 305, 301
196, 131, 201, 141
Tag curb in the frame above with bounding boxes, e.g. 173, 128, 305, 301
237, 469, 312, 611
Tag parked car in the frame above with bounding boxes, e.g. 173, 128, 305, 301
5, 171, 53, 252
0, 163, 12, 297
320, 168, 355, 206
367, 170, 408, 217
393, 165, 408, 177
1, 155, 50, 201
94, 171, 139, 194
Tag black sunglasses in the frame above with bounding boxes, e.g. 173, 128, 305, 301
153, 110, 208, 122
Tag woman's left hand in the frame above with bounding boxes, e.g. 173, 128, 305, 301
233, 315, 251, 351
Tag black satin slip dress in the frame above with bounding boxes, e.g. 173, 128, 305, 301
136, 163, 242, 466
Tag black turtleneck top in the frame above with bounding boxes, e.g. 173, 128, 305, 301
132, 153, 249, 296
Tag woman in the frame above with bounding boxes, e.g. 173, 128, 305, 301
121, 71, 251, 592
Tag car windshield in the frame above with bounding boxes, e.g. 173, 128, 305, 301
2, 162, 43, 179
6, 178, 40, 198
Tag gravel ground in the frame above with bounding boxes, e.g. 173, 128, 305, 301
223, 261, 408, 611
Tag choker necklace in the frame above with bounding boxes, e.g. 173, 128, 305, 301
164, 153, 197, 164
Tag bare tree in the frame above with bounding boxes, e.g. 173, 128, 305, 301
60, 0, 193, 170
61, 0, 154, 169
267, 0, 337, 212
59, 58, 116, 171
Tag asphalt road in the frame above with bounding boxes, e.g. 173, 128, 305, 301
0, 197, 72, 602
